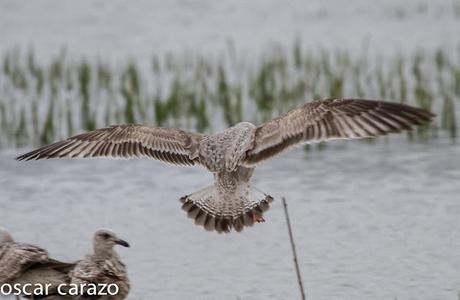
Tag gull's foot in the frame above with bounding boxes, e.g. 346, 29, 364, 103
253, 214, 265, 223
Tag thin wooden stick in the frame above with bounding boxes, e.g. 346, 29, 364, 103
282, 197, 306, 300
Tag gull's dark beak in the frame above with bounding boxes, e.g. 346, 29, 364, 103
115, 239, 130, 248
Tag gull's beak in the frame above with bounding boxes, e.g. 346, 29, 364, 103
115, 239, 130, 248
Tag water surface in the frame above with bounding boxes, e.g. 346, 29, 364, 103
1, 137, 459, 300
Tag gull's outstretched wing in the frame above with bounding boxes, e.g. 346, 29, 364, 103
0, 242, 49, 282
244, 99, 434, 165
16, 124, 203, 166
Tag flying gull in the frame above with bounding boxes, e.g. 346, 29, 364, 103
17, 98, 434, 233
69, 229, 130, 300
0, 227, 75, 300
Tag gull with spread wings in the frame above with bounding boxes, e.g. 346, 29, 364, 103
17, 99, 434, 233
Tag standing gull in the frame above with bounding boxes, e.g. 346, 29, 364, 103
17, 98, 434, 233
0, 227, 75, 300
70, 230, 130, 300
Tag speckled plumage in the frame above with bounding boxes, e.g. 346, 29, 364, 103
0, 228, 75, 299
70, 230, 130, 300
17, 99, 434, 233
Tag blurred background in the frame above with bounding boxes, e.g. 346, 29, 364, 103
0, 1, 459, 299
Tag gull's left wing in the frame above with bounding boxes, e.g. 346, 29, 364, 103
244, 98, 434, 166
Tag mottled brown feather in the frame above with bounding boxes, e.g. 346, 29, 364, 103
0, 242, 50, 282
244, 99, 434, 165
16, 124, 202, 167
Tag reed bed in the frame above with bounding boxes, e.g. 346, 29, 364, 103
0, 42, 459, 149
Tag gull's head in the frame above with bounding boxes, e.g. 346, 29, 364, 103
93, 229, 130, 252
0, 227, 14, 243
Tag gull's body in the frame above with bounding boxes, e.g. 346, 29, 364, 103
70, 230, 130, 300
0, 228, 75, 300
17, 98, 434, 233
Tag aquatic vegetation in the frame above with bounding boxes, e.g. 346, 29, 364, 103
0, 42, 458, 149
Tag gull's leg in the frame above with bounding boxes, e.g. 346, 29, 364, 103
252, 194, 273, 223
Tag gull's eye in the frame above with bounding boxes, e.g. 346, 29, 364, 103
100, 233, 111, 239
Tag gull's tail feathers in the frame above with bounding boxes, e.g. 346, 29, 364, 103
180, 185, 273, 233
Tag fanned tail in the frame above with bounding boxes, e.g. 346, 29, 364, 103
180, 185, 273, 233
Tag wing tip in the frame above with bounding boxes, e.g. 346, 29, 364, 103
15, 152, 38, 161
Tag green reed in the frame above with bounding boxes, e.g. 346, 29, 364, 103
0, 43, 459, 149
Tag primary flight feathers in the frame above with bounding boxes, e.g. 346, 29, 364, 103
17, 126, 202, 166
16, 99, 433, 164
17, 99, 434, 233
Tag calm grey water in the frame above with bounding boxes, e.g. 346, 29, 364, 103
1, 136, 459, 300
